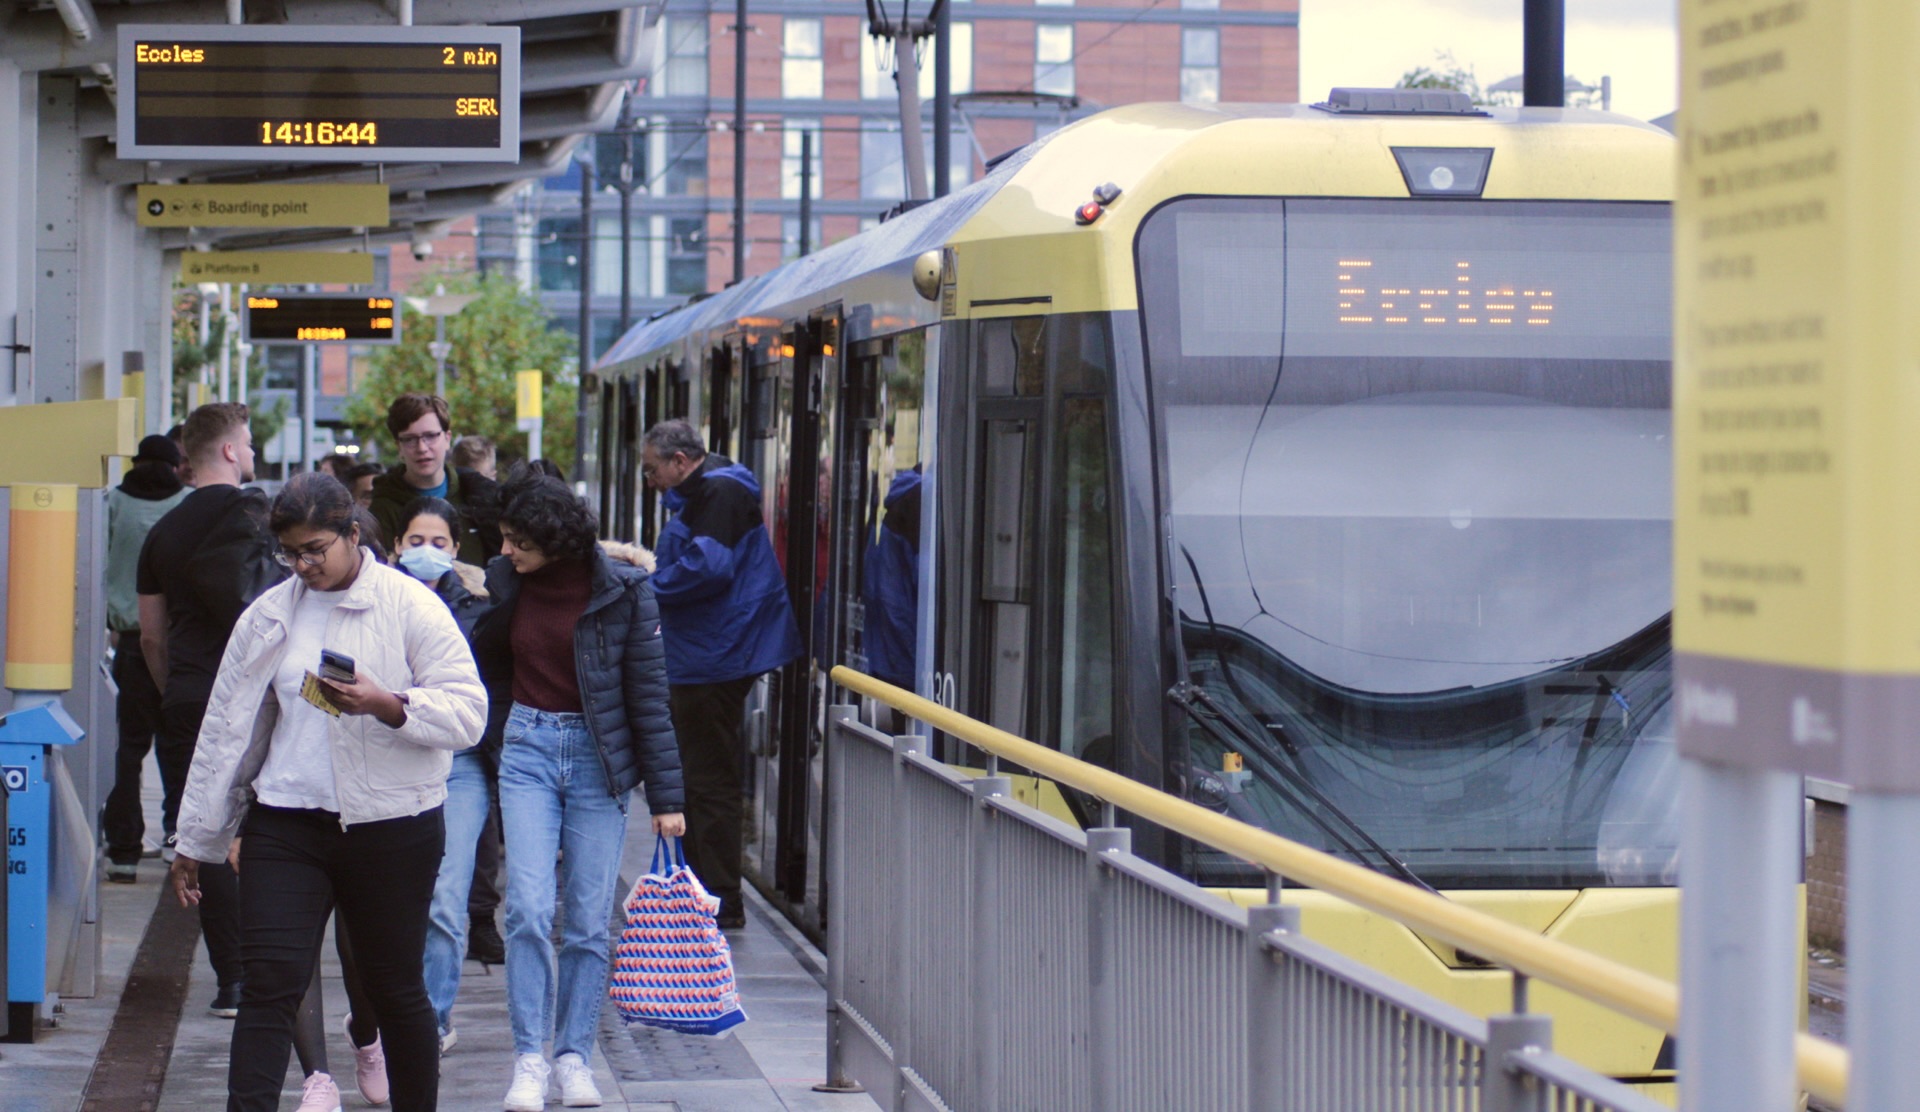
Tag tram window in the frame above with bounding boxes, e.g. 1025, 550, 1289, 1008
977, 316, 1046, 397
980, 419, 1034, 603
1138, 197, 1678, 887
1056, 396, 1115, 760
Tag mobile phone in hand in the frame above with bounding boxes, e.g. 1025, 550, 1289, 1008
320, 649, 356, 684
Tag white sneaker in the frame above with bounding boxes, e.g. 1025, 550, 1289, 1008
440, 1024, 458, 1054
503, 1053, 550, 1112
554, 1052, 602, 1107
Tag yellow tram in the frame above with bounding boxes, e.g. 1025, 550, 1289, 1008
588, 92, 1692, 1094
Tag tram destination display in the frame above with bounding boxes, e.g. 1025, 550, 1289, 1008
117, 25, 520, 163
245, 295, 399, 345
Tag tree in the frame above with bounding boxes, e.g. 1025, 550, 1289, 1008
342, 271, 579, 472
171, 288, 287, 449
1397, 51, 1487, 104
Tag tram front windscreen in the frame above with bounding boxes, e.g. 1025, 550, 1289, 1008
1136, 198, 1677, 889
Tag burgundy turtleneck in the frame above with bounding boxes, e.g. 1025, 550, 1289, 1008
510, 558, 591, 712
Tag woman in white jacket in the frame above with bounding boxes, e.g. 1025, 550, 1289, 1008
168, 472, 486, 1112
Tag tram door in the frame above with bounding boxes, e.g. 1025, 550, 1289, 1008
955, 317, 1046, 740
745, 312, 840, 923
939, 314, 1120, 765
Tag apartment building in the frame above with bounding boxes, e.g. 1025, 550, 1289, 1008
494, 0, 1300, 360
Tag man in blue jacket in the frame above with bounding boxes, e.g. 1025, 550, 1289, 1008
642, 419, 801, 928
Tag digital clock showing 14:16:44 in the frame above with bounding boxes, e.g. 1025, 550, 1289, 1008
260, 121, 380, 146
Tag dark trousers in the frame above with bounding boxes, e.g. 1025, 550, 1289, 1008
671, 676, 757, 904
467, 797, 502, 921
103, 636, 163, 864
228, 804, 443, 1112
160, 700, 242, 988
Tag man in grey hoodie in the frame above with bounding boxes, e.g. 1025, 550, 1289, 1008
102, 434, 188, 881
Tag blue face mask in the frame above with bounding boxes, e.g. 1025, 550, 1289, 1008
399, 544, 455, 583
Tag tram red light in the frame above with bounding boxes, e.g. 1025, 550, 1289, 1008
1075, 201, 1105, 226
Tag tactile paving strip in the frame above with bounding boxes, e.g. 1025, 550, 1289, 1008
600, 1012, 763, 1082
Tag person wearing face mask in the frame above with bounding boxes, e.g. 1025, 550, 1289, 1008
396, 497, 504, 1051
169, 472, 485, 1112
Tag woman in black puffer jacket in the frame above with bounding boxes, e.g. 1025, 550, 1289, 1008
468, 471, 685, 1112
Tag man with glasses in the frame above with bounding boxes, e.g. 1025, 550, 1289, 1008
136, 402, 286, 1017
368, 393, 502, 566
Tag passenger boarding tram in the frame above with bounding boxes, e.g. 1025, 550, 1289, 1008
587, 91, 1681, 1091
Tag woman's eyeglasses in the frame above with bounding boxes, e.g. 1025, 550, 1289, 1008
275, 533, 345, 568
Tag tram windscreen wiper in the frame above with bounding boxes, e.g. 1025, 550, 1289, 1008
1168, 681, 1440, 897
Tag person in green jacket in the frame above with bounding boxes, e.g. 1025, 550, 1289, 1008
366, 393, 502, 565
102, 434, 189, 881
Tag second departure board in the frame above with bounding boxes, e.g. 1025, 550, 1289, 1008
245, 295, 400, 344
117, 25, 520, 163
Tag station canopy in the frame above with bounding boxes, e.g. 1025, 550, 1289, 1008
0, 0, 655, 252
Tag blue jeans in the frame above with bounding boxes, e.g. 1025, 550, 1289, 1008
423, 749, 493, 1033
498, 703, 630, 1059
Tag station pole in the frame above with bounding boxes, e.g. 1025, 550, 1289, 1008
577, 158, 593, 474
1678, 759, 1802, 1112
798, 131, 812, 257
619, 126, 634, 335
1522, 0, 1564, 108
299, 343, 316, 473
732, 0, 748, 285
933, 0, 951, 197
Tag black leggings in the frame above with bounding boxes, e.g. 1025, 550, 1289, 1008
227, 804, 443, 1112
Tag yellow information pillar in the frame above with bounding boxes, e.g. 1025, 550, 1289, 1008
4, 485, 78, 692
1676, 2, 1919, 1110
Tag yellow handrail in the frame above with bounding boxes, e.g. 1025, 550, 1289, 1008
831, 666, 1849, 1107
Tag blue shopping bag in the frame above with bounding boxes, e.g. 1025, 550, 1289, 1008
609, 836, 747, 1035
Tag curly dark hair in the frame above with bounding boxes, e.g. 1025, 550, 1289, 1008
499, 471, 598, 565
270, 471, 357, 538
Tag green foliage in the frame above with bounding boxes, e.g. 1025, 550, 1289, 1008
342, 272, 578, 471
1397, 51, 1487, 105
170, 289, 287, 449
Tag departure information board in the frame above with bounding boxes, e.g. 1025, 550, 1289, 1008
245, 295, 399, 344
117, 25, 520, 163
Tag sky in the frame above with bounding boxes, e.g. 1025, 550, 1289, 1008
1298, 0, 1679, 123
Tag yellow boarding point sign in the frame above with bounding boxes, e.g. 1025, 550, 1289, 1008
181, 251, 376, 285
137, 183, 388, 228
1675, 0, 1919, 783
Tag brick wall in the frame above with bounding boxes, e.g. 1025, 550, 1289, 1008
1807, 799, 1846, 952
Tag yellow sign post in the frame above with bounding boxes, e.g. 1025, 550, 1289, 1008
180, 251, 376, 285
1673, 0, 1920, 785
136, 183, 388, 228
1675, 7, 1920, 1105
5, 485, 78, 691
516, 370, 544, 462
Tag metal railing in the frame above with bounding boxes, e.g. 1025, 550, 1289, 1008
817, 668, 1845, 1111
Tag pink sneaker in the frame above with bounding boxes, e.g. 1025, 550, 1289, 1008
297, 1070, 342, 1112
351, 1031, 390, 1106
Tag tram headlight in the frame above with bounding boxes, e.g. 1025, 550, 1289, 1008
1391, 147, 1493, 198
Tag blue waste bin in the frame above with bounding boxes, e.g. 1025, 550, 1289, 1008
0, 700, 84, 1042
